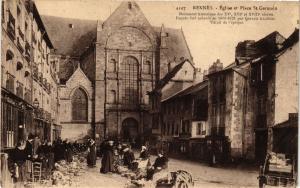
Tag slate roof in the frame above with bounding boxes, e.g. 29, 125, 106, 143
153, 27, 193, 63
280, 28, 299, 51
152, 59, 193, 93
161, 80, 208, 102
41, 16, 98, 56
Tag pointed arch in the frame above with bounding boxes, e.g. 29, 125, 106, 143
71, 87, 88, 122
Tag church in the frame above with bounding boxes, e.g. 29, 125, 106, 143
42, 1, 200, 143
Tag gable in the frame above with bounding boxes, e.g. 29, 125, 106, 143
97, 1, 157, 47
172, 61, 195, 81
65, 67, 92, 98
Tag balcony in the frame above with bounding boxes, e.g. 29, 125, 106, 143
7, 12, 15, 40
32, 65, 38, 80
25, 41, 31, 62
16, 84, 24, 98
43, 78, 47, 88
38, 72, 43, 84
16, 37, 24, 54
32, 32, 36, 44
18, 26, 24, 41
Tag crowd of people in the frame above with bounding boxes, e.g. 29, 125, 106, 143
8, 134, 88, 187
94, 140, 169, 183
8, 135, 169, 187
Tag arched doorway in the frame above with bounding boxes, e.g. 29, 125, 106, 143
122, 118, 138, 143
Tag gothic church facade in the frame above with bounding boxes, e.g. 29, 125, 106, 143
42, 1, 197, 142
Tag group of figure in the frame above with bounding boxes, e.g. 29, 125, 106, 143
8, 134, 87, 187
89, 139, 168, 182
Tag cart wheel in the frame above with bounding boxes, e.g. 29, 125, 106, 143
177, 181, 188, 188
259, 178, 265, 188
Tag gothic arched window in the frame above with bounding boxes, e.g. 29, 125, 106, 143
121, 56, 139, 105
72, 88, 88, 121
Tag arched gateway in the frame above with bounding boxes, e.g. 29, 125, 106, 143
122, 118, 138, 142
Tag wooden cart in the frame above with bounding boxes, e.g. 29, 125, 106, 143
258, 153, 297, 188
156, 170, 194, 188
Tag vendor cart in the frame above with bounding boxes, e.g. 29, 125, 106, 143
258, 152, 297, 188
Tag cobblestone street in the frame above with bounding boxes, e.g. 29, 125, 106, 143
67, 156, 259, 188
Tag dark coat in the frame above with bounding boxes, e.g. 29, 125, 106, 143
153, 156, 168, 169
100, 144, 114, 173
87, 143, 96, 167
123, 150, 135, 169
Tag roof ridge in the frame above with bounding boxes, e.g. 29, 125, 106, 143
41, 15, 99, 23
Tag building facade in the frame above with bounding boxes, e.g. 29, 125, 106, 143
1, 0, 60, 150
206, 30, 298, 163
41, 1, 197, 143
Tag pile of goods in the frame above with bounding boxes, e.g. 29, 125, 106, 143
268, 152, 293, 173
51, 154, 87, 187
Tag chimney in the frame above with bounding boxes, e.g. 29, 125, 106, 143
208, 59, 223, 74
235, 40, 256, 64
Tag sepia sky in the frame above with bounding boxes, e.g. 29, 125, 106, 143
35, 0, 299, 70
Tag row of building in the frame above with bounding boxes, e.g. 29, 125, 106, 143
149, 29, 299, 163
1, 0, 61, 151
1, 0, 298, 164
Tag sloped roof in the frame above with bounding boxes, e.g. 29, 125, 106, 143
152, 59, 192, 93
154, 27, 192, 63
41, 16, 97, 56
162, 80, 208, 102
280, 28, 299, 51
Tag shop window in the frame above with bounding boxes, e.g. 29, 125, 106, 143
72, 88, 88, 122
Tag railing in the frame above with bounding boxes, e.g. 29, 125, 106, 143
32, 65, 38, 80
18, 26, 24, 40
25, 40, 30, 61
43, 78, 47, 88
32, 32, 36, 44
7, 11, 15, 40
38, 72, 43, 84
16, 37, 24, 54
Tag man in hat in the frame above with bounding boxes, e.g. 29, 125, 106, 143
100, 140, 114, 173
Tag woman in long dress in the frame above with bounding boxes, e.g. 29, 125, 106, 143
87, 139, 96, 167
100, 141, 114, 173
